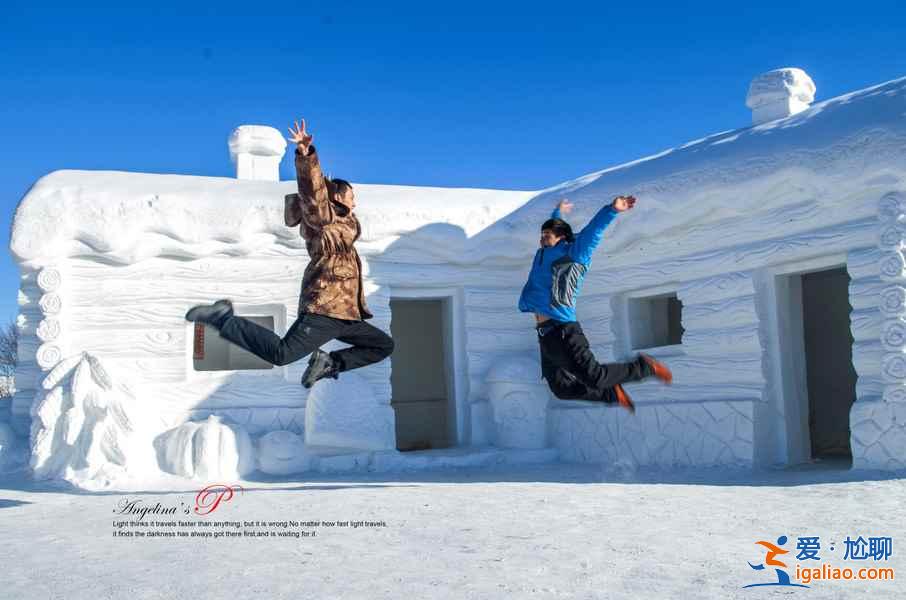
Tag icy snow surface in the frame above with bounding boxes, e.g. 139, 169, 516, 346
0, 462, 903, 599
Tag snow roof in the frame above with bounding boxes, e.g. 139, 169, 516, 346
475, 75, 906, 261
9, 172, 534, 265
11, 75, 906, 267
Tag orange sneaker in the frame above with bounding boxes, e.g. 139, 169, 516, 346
614, 384, 635, 414
641, 353, 672, 385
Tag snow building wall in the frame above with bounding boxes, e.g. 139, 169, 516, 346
6, 169, 533, 465
11, 190, 903, 471
11, 252, 393, 440
8, 76, 906, 473
8, 193, 904, 471
459, 188, 903, 469
460, 76, 906, 470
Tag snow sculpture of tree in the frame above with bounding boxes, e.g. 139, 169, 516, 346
30, 352, 160, 488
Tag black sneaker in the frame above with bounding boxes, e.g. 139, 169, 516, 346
185, 299, 233, 329
301, 349, 339, 388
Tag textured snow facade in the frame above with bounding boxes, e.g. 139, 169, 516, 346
5, 74, 906, 487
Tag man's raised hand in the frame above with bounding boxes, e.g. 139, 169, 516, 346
556, 199, 574, 215
288, 119, 314, 153
612, 195, 637, 212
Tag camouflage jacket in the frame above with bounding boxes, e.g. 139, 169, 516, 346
284, 145, 373, 320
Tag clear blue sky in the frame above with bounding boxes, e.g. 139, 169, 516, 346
2, 1, 903, 324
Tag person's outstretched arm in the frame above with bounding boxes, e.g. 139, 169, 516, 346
571, 195, 636, 264
286, 119, 334, 229
550, 198, 572, 221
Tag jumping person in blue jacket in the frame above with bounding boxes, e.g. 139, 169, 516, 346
518, 196, 673, 413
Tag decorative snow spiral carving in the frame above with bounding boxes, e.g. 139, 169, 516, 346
36, 318, 61, 342
879, 223, 906, 250
36, 267, 62, 292
879, 191, 906, 221
882, 319, 906, 351
880, 286, 906, 317
36, 344, 62, 369
882, 353, 906, 383
878, 194, 906, 398
879, 251, 906, 281
883, 385, 906, 403
38, 293, 62, 315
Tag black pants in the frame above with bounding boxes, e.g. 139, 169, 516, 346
537, 319, 651, 403
218, 312, 394, 372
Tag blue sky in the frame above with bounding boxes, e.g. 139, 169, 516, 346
1, 1, 904, 324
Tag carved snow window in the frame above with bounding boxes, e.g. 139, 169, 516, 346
192, 315, 275, 371
628, 292, 684, 350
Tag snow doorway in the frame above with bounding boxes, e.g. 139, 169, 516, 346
775, 261, 857, 466
389, 296, 458, 452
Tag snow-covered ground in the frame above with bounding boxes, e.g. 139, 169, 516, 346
2, 461, 904, 599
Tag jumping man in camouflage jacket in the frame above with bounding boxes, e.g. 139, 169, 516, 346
186, 119, 394, 388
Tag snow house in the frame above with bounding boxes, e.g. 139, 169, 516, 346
5, 68, 906, 489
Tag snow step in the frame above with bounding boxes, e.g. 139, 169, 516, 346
310, 445, 560, 474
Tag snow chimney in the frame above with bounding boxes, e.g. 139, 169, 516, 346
745, 68, 816, 126
228, 125, 287, 181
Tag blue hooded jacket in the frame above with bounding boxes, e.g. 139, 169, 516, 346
518, 203, 619, 322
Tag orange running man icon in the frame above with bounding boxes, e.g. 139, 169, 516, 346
743, 535, 808, 589
754, 539, 789, 567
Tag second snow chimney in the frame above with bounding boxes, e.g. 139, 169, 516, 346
228, 125, 287, 181
746, 68, 816, 126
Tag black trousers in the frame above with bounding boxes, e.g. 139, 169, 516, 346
218, 311, 394, 372
536, 319, 651, 403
